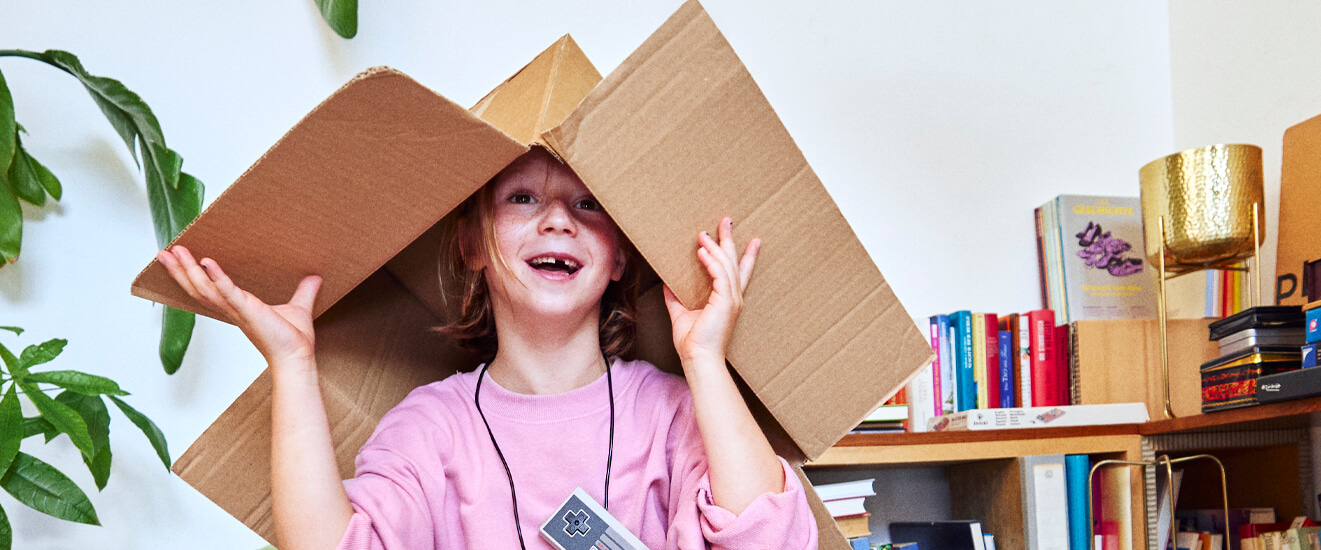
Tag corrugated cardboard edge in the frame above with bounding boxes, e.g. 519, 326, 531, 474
1278, 112, 1321, 306
542, 0, 932, 461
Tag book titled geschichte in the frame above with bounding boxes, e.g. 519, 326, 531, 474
1039, 195, 1156, 323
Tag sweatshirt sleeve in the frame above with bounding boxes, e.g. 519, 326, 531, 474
664, 390, 818, 550
335, 394, 446, 550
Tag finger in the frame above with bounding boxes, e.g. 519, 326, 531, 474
738, 238, 761, 293
697, 247, 733, 301
174, 247, 235, 316
289, 275, 323, 311
157, 248, 202, 301
717, 217, 737, 262
662, 283, 689, 321
198, 257, 255, 315
698, 231, 736, 295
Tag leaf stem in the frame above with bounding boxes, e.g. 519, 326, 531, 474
0, 50, 75, 76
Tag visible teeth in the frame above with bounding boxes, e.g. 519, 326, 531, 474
529, 257, 580, 270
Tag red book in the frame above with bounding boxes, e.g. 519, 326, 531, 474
1028, 309, 1058, 406
1056, 323, 1071, 406
985, 313, 1000, 408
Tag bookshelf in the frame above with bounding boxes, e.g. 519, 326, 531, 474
807, 395, 1321, 549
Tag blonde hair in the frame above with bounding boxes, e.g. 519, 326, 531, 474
434, 163, 641, 361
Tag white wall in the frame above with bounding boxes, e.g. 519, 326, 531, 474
2, 1, 1172, 548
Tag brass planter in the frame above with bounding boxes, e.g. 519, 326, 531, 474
1138, 143, 1265, 419
1139, 144, 1265, 274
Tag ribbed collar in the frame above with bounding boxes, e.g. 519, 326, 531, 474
461, 356, 633, 423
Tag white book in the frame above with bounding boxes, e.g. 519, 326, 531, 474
1176, 532, 1203, 550
1018, 315, 1033, 408
863, 404, 909, 423
1021, 454, 1069, 550
824, 496, 867, 517
928, 402, 1149, 432
812, 479, 876, 502
942, 323, 957, 415
1156, 470, 1185, 550
907, 363, 936, 433
984, 533, 997, 550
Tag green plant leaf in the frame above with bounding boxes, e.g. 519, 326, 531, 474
159, 306, 195, 375
7, 134, 43, 207
0, 327, 21, 336
0, 452, 98, 525
17, 382, 93, 460
24, 151, 59, 201
0, 155, 19, 267
314, 0, 358, 38
55, 392, 111, 490
0, 68, 14, 177
17, 339, 65, 370
24, 371, 127, 397
0, 386, 19, 475
107, 396, 169, 470
0, 501, 11, 550
0, 342, 17, 372
21, 416, 57, 441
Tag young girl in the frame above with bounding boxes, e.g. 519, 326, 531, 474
156, 148, 818, 550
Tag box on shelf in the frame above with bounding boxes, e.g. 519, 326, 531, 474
1257, 366, 1321, 404
1200, 345, 1301, 412
1277, 116, 1321, 306
128, 3, 931, 547
1070, 318, 1218, 419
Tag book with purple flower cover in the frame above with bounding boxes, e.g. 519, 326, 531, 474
1049, 195, 1156, 323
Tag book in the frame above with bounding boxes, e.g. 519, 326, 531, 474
1042, 195, 1156, 323
1022, 454, 1070, 550
813, 478, 877, 502
1019, 314, 1033, 408
826, 497, 869, 518
1176, 532, 1203, 550
835, 512, 871, 538
1156, 470, 1184, 550
906, 363, 936, 433
863, 404, 909, 423
999, 330, 1014, 408
944, 321, 958, 414
1065, 455, 1090, 550
1178, 508, 1277, 550
1056, 323, 1071, 405
1001, 313, 1023, 408
932, 314, 957, 415
984, 533, 997, 550
848, 536, 871, 550
1028, 309, 1060, 406
1097, 465, 1133, 550
986, 313, 1001, 408
928, 403, 1148, 431
954, 311, 976, 411
973, 313, 990, 409
890, 521, 987, 550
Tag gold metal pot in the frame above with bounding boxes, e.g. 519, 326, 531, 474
1139, 144, 1265, 274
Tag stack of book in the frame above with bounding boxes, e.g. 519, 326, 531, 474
1257, 289, 1321, 404
1236, 516, 1317, 550
1036, 195, 1155, 325
814, 478, 876, 549
852, 404, 907, 434
1176, 508, 1276, 550
1201, 306, 1305, 412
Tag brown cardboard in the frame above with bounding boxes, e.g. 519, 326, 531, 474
132, 2, 927, 547
1278, 113, 1321, 305
1070, 318, 1218, 419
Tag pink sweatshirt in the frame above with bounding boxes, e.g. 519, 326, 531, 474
335, 358, 817, 550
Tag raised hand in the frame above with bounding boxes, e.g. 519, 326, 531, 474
155, 245, 322, 366
663, 216, 761, 365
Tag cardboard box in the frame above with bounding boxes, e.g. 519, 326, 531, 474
129, 2, 930, 548
1277, 115, 1321, 305
1070, 318, 1219, 419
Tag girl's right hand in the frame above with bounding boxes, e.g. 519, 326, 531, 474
156, 245, 322, 366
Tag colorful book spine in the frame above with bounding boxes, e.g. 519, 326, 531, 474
999, 330, 1014, 408
954, 311, 975, 411
1002, 313, 1022, 409
939, 316, 956, 415
1029, 309, 1059, 406
1019, 314, 1033, 408
1056, 323, 1071, 406
1066, 454, 1091, 550
985, 313, 1001, 409
929, 316, 944, 417
972, 313, 989, 410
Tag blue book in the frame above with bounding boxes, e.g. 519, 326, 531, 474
849, 537, 871, 550
931, 314, 956, 414
998, 331, 1014, 408
952, 311, 975, 411
1065, 454, 1090, 550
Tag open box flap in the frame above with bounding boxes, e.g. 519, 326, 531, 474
542, 0, 933, 460
130, 68, 528, 321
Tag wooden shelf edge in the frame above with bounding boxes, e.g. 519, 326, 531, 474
1139, 394, 1321, 434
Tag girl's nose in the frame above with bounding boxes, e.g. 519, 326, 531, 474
540, 200, 577, 235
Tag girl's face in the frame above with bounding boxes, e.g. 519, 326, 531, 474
482, 150, 624, 322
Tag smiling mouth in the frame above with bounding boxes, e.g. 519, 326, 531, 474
528, 256, 581, 275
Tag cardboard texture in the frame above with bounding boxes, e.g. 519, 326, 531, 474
1278, 113, 1321, 306
1070, 318, 1218, 419
132, 2, 927, 548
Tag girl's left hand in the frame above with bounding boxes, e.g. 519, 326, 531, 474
664, 216, 761, 365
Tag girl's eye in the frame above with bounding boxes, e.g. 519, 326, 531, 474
575, 198, 601, 211
509, 193, 534, 204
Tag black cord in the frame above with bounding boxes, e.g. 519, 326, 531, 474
474, 353, 615, 550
